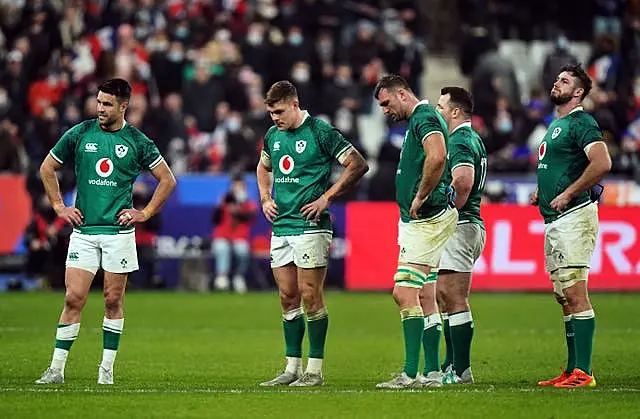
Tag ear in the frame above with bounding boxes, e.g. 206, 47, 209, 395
574, 87, 584, 99
292, 99, 300, 110
120, 101, 129, 113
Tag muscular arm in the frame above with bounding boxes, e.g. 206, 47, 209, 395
143, 161, 177, 219
563, 142, 612, 199
451, 165, 474, 209
256, 159, 274, 202
415, 132, 447, 201
322, 149, 369, 202
40, 154, 65, 212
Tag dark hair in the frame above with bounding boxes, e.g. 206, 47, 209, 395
560, 63, 592, 100
440, 86, 474, 116
264, 81, 298, 106
98, 78, 132, 102
374, 74, 412, 99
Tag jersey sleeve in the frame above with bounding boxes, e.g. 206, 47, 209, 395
50, 123, 81, 164
138, 133, 164, 170
260, 127, 275, 168
449, 137, 475, 172
320, 128, 354, 164
415, 112, 446, 145
574, 114, 604, 152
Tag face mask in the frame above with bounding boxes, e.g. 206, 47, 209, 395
289, 33, 303, 46
335, 76, 350, 86
317, 41, 332, 55
233, 189, 247, 202
175, 27, 189, 39
498, 118, 513, 133
168, 51, 184, 62
0, 93, 8, 108
227, 118, 241, 132
397, 34, 411, 46
247, 31, 263, 45
292, 68, 309, 83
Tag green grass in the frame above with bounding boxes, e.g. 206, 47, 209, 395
0, 292, 639, 418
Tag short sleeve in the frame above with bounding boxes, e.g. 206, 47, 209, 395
320, 128, 354, 164
260, 126, 275, 168
139, 134, 163, 170
50, 124, 81, 164
574, 115, 603, 150
415, 113, 446, 145
449, 140, 475, 172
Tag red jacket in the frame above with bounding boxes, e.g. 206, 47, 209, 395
212, 200, 257, 241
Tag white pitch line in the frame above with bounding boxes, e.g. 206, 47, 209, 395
0, 387, 638, 394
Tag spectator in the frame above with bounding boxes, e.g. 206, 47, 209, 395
129, 182, 163, 289
211, 175, 258, 293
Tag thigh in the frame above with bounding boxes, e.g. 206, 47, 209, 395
212, 238, 231, 254
290, 233, 332, 269
103, 270, 128, 297
101, 232, 139, 273
398, 208, 458, 267
65, 267, 96, 297
270, 235, 295, 268
544, 204, 598, 273
440, 223, 485, 273
273, 263, 299, 296
232, 240, 250, 255
66, 232, 101, 275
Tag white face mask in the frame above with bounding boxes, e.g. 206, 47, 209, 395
247, 31, 263, 45
233, 188, 247, 202
227, 118, 241, 132
292, 68, 310, 83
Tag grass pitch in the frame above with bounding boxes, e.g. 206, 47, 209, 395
0, 291, 639, 418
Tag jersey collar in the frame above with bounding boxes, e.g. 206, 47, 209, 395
450, 121, 472, 135
411, 99, 429, 115
568, 105, 584, 115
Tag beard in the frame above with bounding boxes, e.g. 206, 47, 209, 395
550, 91, 573, 105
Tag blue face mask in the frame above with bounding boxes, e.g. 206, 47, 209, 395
498, 118, 513, 133
289, 34, 303, 46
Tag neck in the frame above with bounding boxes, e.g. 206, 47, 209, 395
100, 118, 125, 132
291, 109, 305, 130
449, 118, 471, 134
556, 101, 582, 118
405, 97, 420, 118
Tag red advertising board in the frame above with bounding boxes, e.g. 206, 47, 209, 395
0, 175, 32, 254
345, 203, 640, 291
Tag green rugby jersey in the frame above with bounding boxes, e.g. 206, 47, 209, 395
50, 119, 163, 234
262, 112, 354, 236
396, 100, 451, 223
536, 106, 603, 223
448, 122, 487, 228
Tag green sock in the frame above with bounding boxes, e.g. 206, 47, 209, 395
573, 310, 595, 375
563, 315, 576, 372
101, 317, 124, 371
51, 323, 80, 371
441, 313, 452, 371
307, 307, 329, 359
422, 313, 442, 375
449, 311, 474, 375
283, 307, 305, 358
401, 306, 424, 378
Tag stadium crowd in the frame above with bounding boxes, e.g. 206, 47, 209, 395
1, 0, 640, 290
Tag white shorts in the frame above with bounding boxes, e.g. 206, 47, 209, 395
544, 203, 598, 273
270, 233, 332, 269
398, 207, 458, 267
439, 223, 486, 272
66, 231, 139, 274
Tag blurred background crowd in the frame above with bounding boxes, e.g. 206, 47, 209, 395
1, 0, 640, 290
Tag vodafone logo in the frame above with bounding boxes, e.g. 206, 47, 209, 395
279, 155, 295, 175
538, 141, 547, 161
96, 158, 114, 178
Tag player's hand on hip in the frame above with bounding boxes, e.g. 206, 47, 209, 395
530, 188, 539, 206
550, 192, 571, 213
261, 197, 278, 223
117, 208, 147, 227
409, 196, 426, 219
301, 195, 329, 222
56, 206, 84, 226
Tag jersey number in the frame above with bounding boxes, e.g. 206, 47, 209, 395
479, 157, 487, 191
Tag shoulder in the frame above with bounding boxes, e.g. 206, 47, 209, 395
69, 119, 96, 136
307, 116, 335, 135
570, 111, 599, 128
264, 125, 278, 142
125, 124, 154, 143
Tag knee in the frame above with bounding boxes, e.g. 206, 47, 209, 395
213, 239, 230, 255
300, 282, 321, 307
392, 285, 417, 307
279, 288, 301, 311
64, 290, 87, 312
104, 290, 124, 313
